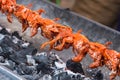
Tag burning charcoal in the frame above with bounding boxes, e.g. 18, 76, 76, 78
12, 31, 22, 40
36, 62, 53, 74
0, 28, 10, 35
66, 59, 84, 75
0, 56, 5, 63
86, 68, 103, 80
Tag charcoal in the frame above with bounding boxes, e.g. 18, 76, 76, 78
52, 72, 71, 80
9, 53, 27, 64
0, 56, 5, 63
15, 66, 24, 75
66, 59, 84, 75
0, 42, 16, 58
0, 60, 16, 71
9, 47, 37, 64
54, 61, 66, 69
16, 47, 37, 56
12, 31, 22, 40
41, 74, 52, 80
11, 36, 21, 44
48, 52, 58, 62
0, 28, 10, 35
0, 48, 14, 58
0, 60, 9, 66
76, 75, 83, 80
21, 42, 30, 48
86, 68, 103, 80
0, 35, 19, 51
33, 54, 49, 64
6, 60, 16, 70
0, 27, 104, 80
36, 62, 53, 74
11, 36, 30, 49
26, 55, 36, 66
17, 63, 35, 75
71, 75, 82, 80
92, 70, 103, 80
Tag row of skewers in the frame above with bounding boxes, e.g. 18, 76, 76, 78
0, 0, 120, 80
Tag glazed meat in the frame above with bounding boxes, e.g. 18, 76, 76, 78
0, 0, 120, 80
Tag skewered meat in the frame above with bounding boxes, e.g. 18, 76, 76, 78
72, 30, 90, 62
0, 0, 120, 79
0, 0, 16, 23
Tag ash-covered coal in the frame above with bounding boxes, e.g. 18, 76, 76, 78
0, 27, 104, 80
66, 59, 84, 75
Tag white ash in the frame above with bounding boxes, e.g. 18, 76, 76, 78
12, 36, 20, 44
36, 52, 48, 56
54, 62, 66, 69
26, 55, 36, 66
21, 42, 30, 48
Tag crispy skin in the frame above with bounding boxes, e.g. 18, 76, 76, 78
72, 31, 90, 62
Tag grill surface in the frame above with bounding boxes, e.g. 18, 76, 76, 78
0, 0, 120, 80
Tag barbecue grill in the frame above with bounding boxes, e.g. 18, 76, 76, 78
0, 0, 120, 80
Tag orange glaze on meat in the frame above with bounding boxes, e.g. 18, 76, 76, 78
0, 0, 120, 79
